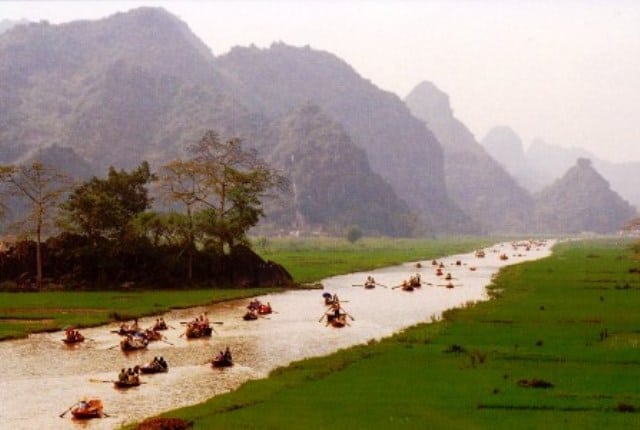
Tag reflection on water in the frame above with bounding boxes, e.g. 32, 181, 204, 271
0, 242, 551, 429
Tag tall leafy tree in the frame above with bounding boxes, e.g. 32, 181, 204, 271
61, 162, 155, 242
157, 159, 207, 279
187, 131, 289, 252
160, 131, 288, 257
0, 162, 72, 287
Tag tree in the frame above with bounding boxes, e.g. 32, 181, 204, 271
61, 162, 155, 242
0, 162, 72, 287
157, 159, 207, 280
160, 131, 289, 258
187, 131, 289, 252
345, 225, 363, 243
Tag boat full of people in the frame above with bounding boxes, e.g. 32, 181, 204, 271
212, 347, 234, 368
63, 327, 84, 344
140, 356, 168, 374
185, 315, 213, 338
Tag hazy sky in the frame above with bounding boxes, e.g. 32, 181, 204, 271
3, 1, 640, 163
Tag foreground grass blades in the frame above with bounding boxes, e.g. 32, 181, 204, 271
133, 239, 640, 429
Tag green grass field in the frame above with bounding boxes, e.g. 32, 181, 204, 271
0, 236, 492, 340
134, 239, 640, 429
254, 236, 494, 283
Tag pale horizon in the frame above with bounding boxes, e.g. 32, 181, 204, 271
2, 0, 640, 164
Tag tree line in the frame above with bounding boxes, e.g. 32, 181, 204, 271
0, 131, 289, 289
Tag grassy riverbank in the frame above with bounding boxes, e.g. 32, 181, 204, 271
135, 239, 640, 429
255, 236, 494, 283
0, 236, 492, 340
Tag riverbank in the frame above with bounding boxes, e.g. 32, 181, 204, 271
0, 237, 493, 341
134, 239, 640, 429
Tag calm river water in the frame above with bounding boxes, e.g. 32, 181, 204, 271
0, 241, 552, 429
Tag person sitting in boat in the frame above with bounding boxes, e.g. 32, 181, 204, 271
224, 346, 232, 361
248, 299, 261, 310
118, 368, 127, 383
158, 356, 168, 369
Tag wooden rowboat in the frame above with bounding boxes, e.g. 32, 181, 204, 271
120, 336, 148, 351
140, 362, 168, 374
212, 357, 234, 368
243, 312, 258, 321
114, 379, 140, 389
327, 313, 348, 327
62, 333, 85, 344
70, 399, 103, 419
257, 304, 272, 315
185, 324, 212, 338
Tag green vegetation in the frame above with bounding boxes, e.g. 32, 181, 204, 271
254, 236, 493, 283
0, 132, 288, 288
135, 239, 640, 429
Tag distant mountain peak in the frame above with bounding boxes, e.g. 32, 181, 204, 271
535, 157, 637, 233
405, 81, 453, 120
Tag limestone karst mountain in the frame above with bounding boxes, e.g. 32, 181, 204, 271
0, 7, 471, 235
534, 158, 637, 234
213, 43, 473, 233
405, 82, 534, 233
0, 7, 254, 171
481, 128, 640, 209
264, 104, 421, 236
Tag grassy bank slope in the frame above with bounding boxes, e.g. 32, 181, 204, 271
255, 236, 493, 283
137, 239, 640, 429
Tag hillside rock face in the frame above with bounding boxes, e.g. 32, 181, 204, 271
405, 82, 534, 233
214, 44, 471, 233
0, 7, 254, 170
264, 104, 420, 236
481, 127, 546, 191
0, 8, 472, 235
534, 158, 637, 234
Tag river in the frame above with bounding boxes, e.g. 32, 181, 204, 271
0, 241, 552, 429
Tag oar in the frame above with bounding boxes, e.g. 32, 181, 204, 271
210, 325, 218, 334
102, 411, 111, 418
351, 284, 364, 287
318, 312, 327, 323
90, 378, 114, 383
391, 285, 402, 290
160, 338, 174, 346
375, 283, 389, 288
340, 307, 356, 321
59, 402, 76, 418
107, 344, 120, 350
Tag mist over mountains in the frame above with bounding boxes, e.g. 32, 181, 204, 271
481, 127, 640, 210
0, 7, 635, 236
